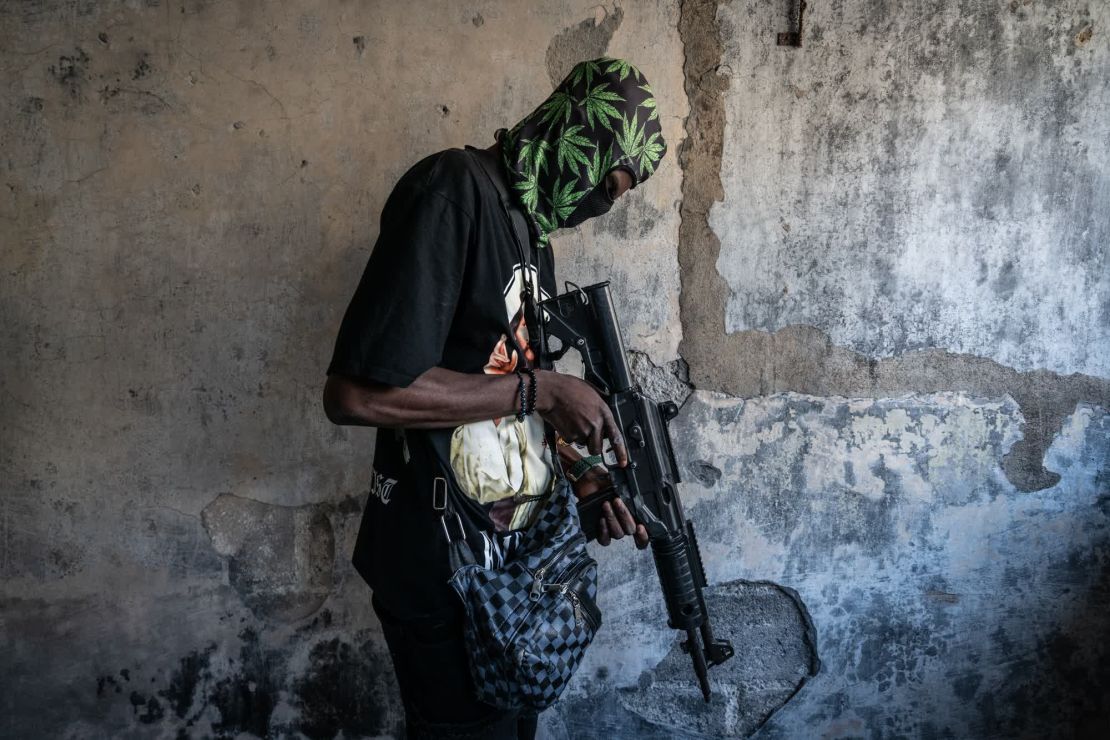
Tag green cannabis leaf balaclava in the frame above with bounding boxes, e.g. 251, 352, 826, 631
499, 57, 666, 246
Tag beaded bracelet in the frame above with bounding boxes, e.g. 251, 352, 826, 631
514, 369, 529, 421
520, 367, 536, 416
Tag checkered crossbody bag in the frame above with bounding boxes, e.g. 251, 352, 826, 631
442, 476, 601, 711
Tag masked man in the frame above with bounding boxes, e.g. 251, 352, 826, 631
324, 58, 666, 739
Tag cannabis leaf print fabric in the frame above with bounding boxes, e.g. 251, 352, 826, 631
499, 58, 667, 245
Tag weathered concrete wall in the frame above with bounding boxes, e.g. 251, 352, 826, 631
640, 0, 1107, 737
0, 1, 685, 737
714, 1, 1109, 380
2, 0, 1107, 738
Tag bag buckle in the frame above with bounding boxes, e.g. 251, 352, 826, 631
432, 477, 465, 542
432, 477, 447, 511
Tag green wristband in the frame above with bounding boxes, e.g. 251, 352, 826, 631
566, 454, 605, 482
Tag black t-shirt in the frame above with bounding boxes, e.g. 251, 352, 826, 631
328, 145, 560, 620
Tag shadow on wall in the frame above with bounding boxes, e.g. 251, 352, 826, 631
980, 558, 1110, 739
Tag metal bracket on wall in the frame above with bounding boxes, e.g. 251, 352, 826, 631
777, 0, 807, 47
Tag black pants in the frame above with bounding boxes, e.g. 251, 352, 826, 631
372, 594, 538, 740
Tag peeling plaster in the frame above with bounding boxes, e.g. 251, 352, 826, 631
201, 493, 335, 622
546, 579, 820, 738
628, 348, 694, 408
667, 392, 1110, 738
676, 0, 1109, 493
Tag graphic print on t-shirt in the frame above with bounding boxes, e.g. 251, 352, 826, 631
368, 468, 398, 505
449, 262, 555, 531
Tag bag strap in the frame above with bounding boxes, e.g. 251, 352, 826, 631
465, 146, 564, 465
432, 148, 567, 550
464, 147, 551, 366
466, 147, 536, 269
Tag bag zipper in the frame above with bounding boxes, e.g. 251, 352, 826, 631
563, 586, 599, 629
529, 538, 578, 600
543, 554, 593, 593
543, 557, 598, 628
507, 555, 598, 651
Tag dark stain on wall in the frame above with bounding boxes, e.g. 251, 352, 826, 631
159, 642, 218, 721
20, 95, 45, 115
131, 51, 151, 80
129, 690, 166, 723
41, 39, 174, 115
675, 0, 1110, 494
208, 628, 284, 738
595, 190, 663, 240
689, 459, 723, 487
292, 635, 396, 739
96, 635, 267, 735
94, 627, 400, 738
48, 47, 90, 100
96, 672, 124, 698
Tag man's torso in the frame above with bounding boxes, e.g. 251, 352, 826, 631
329, 145, 559, 618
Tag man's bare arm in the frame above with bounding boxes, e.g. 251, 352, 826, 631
324, 367, 642, 545
324, 367, 524, 429
323, 368, 627, 465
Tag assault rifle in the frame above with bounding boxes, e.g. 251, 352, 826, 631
536, 281, 734, 702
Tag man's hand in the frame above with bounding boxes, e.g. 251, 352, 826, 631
597, 498, 650, 549
535, 370, 628, 465
560, 451, 649, 549
537, 370, 647, 549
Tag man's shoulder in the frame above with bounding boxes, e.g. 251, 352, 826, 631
395, 147, 489, 213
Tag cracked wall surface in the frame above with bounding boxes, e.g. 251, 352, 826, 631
677, 0, 1109, 494
3, 0, 1108, 738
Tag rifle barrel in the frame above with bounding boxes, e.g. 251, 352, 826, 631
687, 628, 712, 702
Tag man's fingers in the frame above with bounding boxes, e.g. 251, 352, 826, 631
587, 424, 603, 457
601, 502, 624, 540
612, 498, 637, 536
601, 406, 629, 468
597, 517, 611, 546
596, 503, 649, 548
